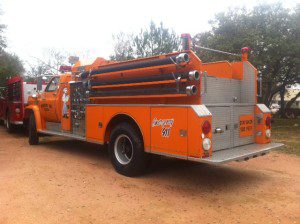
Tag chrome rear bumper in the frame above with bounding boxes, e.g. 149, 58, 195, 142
189, 142, 284, 164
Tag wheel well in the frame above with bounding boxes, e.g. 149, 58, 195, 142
23, 109, 33, 127
104, 114, 144, 144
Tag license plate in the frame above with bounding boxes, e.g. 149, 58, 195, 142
239, 115, 254, 137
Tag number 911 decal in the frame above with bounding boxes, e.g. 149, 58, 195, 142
152, 118, 174, 137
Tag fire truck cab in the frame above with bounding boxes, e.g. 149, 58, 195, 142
0, 76, 47, 131
25, 40, 283, 176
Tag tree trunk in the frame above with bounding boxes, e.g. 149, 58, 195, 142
284, 91, 300, 118
279, 85, 286, 118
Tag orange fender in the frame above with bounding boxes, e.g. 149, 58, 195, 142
25, 105, 43, 131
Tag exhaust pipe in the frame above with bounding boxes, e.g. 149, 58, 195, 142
186, 85, 197, 96
176, 53, 190, 64
188, 70, 200, 81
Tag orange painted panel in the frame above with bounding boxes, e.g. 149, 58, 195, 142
231, 62, 243, 80
85, 106, 151, 150
151, 107, 188, 156
255, 106, 271, 144
202, 61, 233, 79
61, 83, 71, 131
104, 107, 151, 149
239, 115, 254, 137
86, 106, 104, 143
187, 108, 212, 158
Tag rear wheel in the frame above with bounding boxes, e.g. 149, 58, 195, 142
108, 123, 148, 177
29, 113, 39, 145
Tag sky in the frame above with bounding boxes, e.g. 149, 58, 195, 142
0, 0, 298, 72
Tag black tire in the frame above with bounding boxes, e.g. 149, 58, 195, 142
108, 122, 148, 177
5, 111, 14, 132
29, 113, 39, 145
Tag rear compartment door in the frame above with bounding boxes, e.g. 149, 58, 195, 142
208, 106, 232, 151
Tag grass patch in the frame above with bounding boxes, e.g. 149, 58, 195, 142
272, 118, 300, 156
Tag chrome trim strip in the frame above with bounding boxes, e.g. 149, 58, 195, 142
12, 121, 23, 125
192, 143, 284, 164
86, 103, 256, 107
86, 104, 191, 107
256, 104, 271, 113
191, 105, 211, 117
205, 103, 255, 107
147, 143, 284, 164
39, 130, 86, 141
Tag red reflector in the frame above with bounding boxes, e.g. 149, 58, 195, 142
265, 117, 271, 127
202, 121, 211, 135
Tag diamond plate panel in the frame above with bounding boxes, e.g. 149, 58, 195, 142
207, 106, 232, 151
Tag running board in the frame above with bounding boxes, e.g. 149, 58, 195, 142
39, 130, 86, 141
189, 143, 284, 164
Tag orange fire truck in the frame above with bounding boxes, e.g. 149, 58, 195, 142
24, 34, 283, 176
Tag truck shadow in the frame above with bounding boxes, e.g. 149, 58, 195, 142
38, 138, 269, 191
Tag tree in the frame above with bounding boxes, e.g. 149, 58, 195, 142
110, 21, 180, 60
0, 8, 6, 52
0, 52, 24, 85
0, 7, 24, 85
110, 32, 134, 61
26, 48, 68, 79
133, 21, 180, 58
193, 3, 300, 113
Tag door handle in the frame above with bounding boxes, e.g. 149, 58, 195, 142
214, 127, 224, 134
53, 93, 57, 96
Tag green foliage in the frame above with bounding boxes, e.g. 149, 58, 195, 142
133, 21, 179, 58
110, 21, 180, 61
272, 118, 300, 156
0, 52, 24, 86
0, 7, 24, 86
193, 3, 300, 105
110, 32, 135, 61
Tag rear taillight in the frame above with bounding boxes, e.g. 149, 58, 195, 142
202, 121, 211, 135
265, 117, 271, 128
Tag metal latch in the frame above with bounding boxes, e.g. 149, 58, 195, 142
214, 127, 224, 134
179, 129, 187, 137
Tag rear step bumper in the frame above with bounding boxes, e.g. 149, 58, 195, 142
189, 143, 284, 164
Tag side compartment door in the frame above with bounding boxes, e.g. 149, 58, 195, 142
150, 107, 188, 156
40, 77, 60, 122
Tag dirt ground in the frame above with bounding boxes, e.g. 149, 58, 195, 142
0, 128, 299, 224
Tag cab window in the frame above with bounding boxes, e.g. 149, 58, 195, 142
45, 77, 59, 92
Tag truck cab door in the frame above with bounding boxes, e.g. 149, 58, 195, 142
40, 77, 60, 122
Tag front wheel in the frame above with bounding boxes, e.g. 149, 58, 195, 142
108, 123, 148, 177
29, 113, 39, 145
5, 111, 14, 132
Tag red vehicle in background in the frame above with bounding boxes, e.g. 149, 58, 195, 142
0, 76, 47, 131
